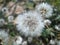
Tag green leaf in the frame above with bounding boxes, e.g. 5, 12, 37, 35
0, 11, 4, 18
7, 23, 14, 29
10, 31, 16, 36
25, 2, 34, 9
55, 15, 60, 21
41, 28, 54, 38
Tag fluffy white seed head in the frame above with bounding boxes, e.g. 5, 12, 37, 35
13, 36, 23, 45
15, 11, 45, 37
8, 15, 14, 22
44, 19, 51, 25
2, 7, 8, 13
0, 19, 5, 27
22, 41, 27, 45
55, 24, 60, 31
0, 30, 9, 45
50, 39, 56, 45
36, 3, 53, 18
28, 37, 33, 43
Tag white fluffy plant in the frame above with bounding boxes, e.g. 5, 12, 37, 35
13, 36, 23, 45
0, 30, 9, 45
36, 3, 53, 18
14, 11, 45, 37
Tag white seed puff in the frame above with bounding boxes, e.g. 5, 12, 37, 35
36, 3, 53, 18
0, 30, 9, 45
13, 36, 23, 45
15, 11, 45, 37
0, 19, 5, 27
55, 24, 60, 31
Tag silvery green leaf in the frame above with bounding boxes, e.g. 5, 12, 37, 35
55, 15, 60, 21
